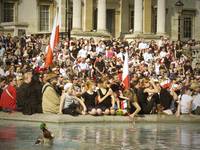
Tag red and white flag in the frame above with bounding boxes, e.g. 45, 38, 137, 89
45, 0, 61, 68
122, 52, 129, 89
55, 0, 61, 47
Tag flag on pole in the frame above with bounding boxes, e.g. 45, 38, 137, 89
54, 0, 61, 47
45, 1, 61, 68
122, 52, 129, 89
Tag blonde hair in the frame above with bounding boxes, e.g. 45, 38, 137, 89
85, 80, 94, 91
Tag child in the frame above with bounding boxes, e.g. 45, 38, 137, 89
59, 84, 87, 116
122, 89, 141, 118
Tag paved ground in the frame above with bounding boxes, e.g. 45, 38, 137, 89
0, 112, 200, 123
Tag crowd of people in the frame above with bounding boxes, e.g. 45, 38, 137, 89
0, 32, 200, 118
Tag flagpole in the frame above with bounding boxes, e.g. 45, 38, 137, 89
44, 1, 61, 68
122, 51, 130, 89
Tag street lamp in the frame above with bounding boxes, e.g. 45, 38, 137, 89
174, 0, 184, 41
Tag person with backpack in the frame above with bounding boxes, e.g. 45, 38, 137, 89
42, 73, 60, 114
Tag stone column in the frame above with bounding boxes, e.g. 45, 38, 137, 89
143, 0, 152, 34
97, 0, 106, 32
0, 1, 1, 23
58, 0, 66, 32
134, 0, 143, 34
120, 0, 129, 34
115, 9, 121, 37
83, 0, 93, 31
72, 0, 82, 30
157, 0, 166, 34
14, 1, 18, 23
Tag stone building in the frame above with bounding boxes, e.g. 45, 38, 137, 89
0, 0, 200, 41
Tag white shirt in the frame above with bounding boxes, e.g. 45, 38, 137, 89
117, 52, 124, 61
96, 46, 104, 54
143, 52, 153, 63
0, 47, 5, 57
160, 51, 167, 58
158, 40, 164, 47
78, 62, 89, 71
78, 49, 88, 58
180, 94, 193, 114
138, 42, 149, 50
60, 68, 67, 77
0, 68, 5, 76
192, 94, 200, 110
155, 63, 160, 75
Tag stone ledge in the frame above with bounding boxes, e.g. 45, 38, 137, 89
0, 22, 29, 27
0, 112, 200, 123
71, 31, 111, 39
124, 33, 162, 41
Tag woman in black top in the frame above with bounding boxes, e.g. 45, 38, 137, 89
137, 79, 159, 114
81, 80, 101, 115
96, 78, 115, 115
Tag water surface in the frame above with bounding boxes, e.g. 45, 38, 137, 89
0, 120, 200, 150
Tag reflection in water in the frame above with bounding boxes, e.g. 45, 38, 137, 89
0, 125, 16, 140
0, 121, 200, 150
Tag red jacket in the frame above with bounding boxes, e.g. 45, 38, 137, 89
0, 84, 16, 110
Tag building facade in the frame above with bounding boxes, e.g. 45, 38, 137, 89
0, 0, 200, 41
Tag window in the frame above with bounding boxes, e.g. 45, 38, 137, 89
153, 8, 157, 34
181, 10, 195, 40
183, 17, 192, 38
129, 10, 134, 30
39, 5, 49, 31
3, 2, 14, 22
93, 8, 97, 30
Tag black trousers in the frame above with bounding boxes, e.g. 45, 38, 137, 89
62, 108, 80, 116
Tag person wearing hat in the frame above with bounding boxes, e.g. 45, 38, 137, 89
42, 73, 60, 114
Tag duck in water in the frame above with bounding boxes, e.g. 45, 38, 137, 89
35, 122, 54, 145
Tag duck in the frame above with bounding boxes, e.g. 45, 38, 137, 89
35, 122, 54, 145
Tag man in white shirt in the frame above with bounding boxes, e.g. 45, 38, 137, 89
192, 93, 200, 111
143, 48, 153, 63
96, 43, 105, 55
116, 47, 124, 61
138, 40, 149, 50
157, 36, 164, 50
180, 87, 193, 114
77, 45, 88, 58
191, 86, 200, 114
159, 49, 167, 58
0, 43, 5, 60
78, 58, 89, 71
